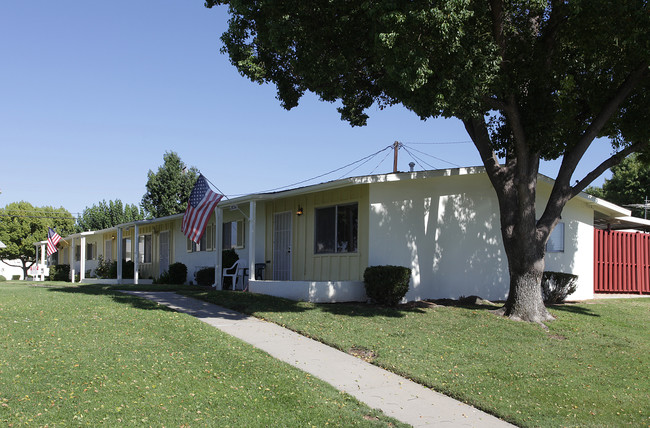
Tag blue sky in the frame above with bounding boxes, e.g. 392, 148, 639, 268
1, 1, 617, 216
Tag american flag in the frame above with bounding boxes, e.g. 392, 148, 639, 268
181, 175, 223, 244
47, 227, 62, 257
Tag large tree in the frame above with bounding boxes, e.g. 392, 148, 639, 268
587, 153, 650, 218
208, 0, 649, 323
76, 199, 145, 232
0, 202, 75, 278
141, 151, 199, 218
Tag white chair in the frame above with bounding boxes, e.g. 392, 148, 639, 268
222, 259, 247, 290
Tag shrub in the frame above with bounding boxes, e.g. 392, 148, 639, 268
12, 275, 20, 280
195, 267, 215, 286
0, 275, 6, 282
168, 262, 187, 285
122, 260, 135, 279
363, 265, 411, 306
95, 256, 117, 279
49, 264, 71, 282
541, 271, 578, 304
154, 270, 171, 285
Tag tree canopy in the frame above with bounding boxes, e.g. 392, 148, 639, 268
587, 153, 650, 218
76, 199, 144, 232
209, 0, 649, 323
0, 202, 75, 277
141, 151, 199, 218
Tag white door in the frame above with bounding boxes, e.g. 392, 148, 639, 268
273, 212, 292, 280
159, 231, 170, 275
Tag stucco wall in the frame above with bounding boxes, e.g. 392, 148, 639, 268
368, 171, 595, 302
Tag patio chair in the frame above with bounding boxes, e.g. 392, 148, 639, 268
222, 259, 247, 291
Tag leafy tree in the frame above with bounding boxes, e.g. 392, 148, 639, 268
586, 154, 650, 218
0, 202, 75, 278
141, 151, 199, 218
76, 199, 144, 232
208, 0, 649, 323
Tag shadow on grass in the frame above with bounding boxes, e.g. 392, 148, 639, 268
46, 282, 427, 319
178, 289, 424, 318
548, 303, 600, 317
47, 283, 178, 313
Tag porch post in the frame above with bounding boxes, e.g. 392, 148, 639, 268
213, 206, 223, 289
79, 235, 86, 282
117, 227, 123, 284
133, 224, 139, 285
70, 237, 76, 283
249, 201, 256, 283
40, 243, 45, 281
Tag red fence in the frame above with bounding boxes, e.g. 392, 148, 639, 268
594, 229, 650, 294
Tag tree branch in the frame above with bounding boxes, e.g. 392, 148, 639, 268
560, 62, 649, 179
571, 141, 648, 198
489, 0, 506, 58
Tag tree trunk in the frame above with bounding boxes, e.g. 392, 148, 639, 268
497, 246, 555, 323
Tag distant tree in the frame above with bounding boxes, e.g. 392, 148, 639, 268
76, 199, 145, 232
141, 152, 199, 218
208, 0, 649, 324
0, 202, 75, 278
586, 154, 650, 218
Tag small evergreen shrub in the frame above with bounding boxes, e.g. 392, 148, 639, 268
12, 275, 20, 280
195, 267, 215, 286
122, 260, 135, 279
154, 270, 171, 285
168, 262, 187, 285
95, 256, 117, 279
541, 271, 578, 304
363, 265, 411, 306
49, 264, 71, 282
0, 275, 6, 282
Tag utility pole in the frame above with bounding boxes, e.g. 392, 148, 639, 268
393, 141, 399, 173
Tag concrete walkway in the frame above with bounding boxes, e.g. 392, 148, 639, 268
119, 291, 514, 427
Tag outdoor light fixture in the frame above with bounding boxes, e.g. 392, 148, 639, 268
296, 206, 304, 216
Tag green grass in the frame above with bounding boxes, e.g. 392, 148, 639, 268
176, 288, 650, 427
0, 282, 403, 427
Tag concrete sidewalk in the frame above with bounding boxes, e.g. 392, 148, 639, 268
120, 291, 514, 427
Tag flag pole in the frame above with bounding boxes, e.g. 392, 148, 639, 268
200, 172, 250, 220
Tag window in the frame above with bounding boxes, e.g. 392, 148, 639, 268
546, 222, 565, 252
186, 226, 211, 253
86, 242, 97, 261
139, 235, 152, 263
223, 220, 244, 249
122, 238, 132, 261
315, 203, 358, 254
75, 245, 81, 262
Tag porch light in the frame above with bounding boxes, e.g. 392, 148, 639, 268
296, 206, 304, 216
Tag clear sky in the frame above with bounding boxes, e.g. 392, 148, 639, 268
1, 1, 616, 217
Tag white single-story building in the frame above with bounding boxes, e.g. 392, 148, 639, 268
35, 167, 650, 302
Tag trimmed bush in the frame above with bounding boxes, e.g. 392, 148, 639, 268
363, 265, 411, 306
11, 275, 20, 280
49, 264, 71, 282
195, 267, 215, 286
168, 262, 187, 285
541, 271, 578, 304
0, 275, 6, 282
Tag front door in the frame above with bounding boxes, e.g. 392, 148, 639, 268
273, 211, 292, 280
159, 231, 169, 275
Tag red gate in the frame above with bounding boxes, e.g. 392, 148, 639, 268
594, 229, 650, 294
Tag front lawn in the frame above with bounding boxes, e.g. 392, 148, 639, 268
0, 282, 402, 426
179, 288, 650, 427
